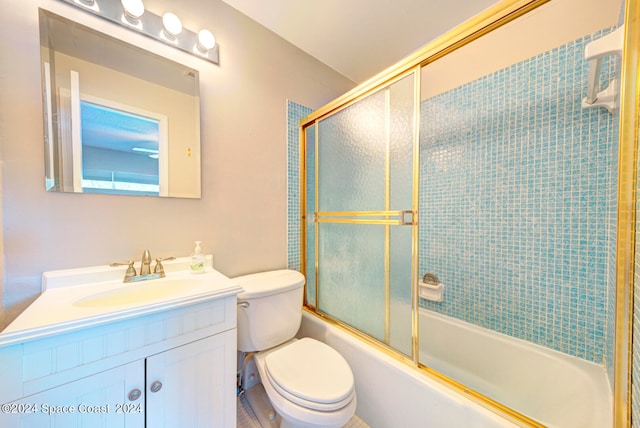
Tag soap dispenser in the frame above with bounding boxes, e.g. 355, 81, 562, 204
191, 241, 205, 274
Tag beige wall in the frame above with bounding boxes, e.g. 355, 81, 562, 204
422, 0, 623, 99
0, 0, 355, 327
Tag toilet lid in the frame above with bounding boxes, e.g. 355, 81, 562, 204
264, 338, 354, 411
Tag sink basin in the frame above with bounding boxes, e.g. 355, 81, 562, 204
73, 277, 208, 308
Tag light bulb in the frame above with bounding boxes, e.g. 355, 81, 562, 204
121, 0, 144, 20
197, 29, 216, 52
162, 12, 182, 38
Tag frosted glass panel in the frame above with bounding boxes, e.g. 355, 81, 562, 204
389, 226, 413, 356
389, 75, 415, 210
313, 73, 417, 354
318, 91, 387, 212
318, 223, 385, 341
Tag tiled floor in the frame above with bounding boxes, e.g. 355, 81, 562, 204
237, 395, 262, 428
237, 395, 370, 428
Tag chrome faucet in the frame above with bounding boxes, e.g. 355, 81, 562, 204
111, 250, 175, 283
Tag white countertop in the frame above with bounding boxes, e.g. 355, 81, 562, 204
0, 260, 242, 347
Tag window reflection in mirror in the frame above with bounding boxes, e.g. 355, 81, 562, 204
80, 100, 164, 196
39, 9, 201, 198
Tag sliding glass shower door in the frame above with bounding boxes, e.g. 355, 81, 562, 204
304, 71, 419, 358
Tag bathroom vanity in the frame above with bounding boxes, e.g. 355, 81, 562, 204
0, 257, 241, 427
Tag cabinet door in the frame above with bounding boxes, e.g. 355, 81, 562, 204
1, 360, 145, 428
146, 329, 236, 428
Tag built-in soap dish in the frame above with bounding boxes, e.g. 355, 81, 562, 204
419, 273, 443, 302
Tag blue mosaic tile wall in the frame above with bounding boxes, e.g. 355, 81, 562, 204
419, 29, 618, 363
287, 100, 313, 271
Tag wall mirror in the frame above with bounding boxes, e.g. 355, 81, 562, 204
39, 9, 201, 198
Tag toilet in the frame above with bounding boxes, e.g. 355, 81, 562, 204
235, 269, 357, 428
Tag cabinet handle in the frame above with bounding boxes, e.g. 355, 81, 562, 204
128, 388, 142, 401
150, 381, 163, 393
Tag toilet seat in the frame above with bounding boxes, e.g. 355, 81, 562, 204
264, 338, 355, 412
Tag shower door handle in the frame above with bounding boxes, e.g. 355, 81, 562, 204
400, 210, 416, 225
315, 210, 416, 225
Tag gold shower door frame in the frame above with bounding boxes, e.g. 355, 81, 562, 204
300, 0, 640, 426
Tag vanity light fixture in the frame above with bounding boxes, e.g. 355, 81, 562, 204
56, 0, 219, 64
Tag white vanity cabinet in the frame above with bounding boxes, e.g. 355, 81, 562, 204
0, 294, 238, 428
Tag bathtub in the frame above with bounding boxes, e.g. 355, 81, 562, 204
419, 309, 611, 428
297, 308, 612, 428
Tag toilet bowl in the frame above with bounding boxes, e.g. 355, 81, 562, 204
254, 338, 356, 428
234, 270, 357, 428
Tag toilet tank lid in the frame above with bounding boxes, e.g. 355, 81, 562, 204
234, 269, 305, 299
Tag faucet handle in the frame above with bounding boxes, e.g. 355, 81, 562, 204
154, 256, 176, 276
110, 260, 137, 280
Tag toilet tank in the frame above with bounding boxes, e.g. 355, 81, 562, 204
235, 269, 305, 352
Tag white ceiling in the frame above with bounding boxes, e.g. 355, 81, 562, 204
221, 0, 501, 83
